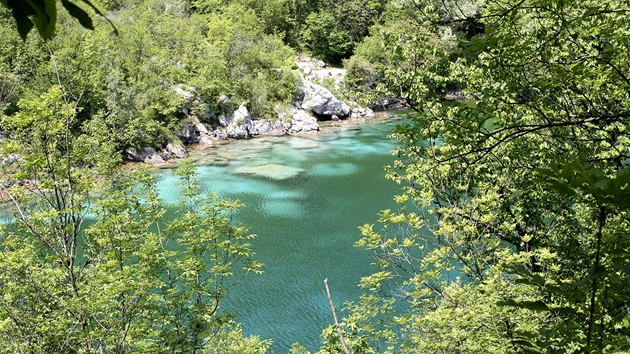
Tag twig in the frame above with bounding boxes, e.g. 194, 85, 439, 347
324, 278, 351, 354
587, 205, 606, 351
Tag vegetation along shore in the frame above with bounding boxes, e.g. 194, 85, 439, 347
0, 0, 629, 352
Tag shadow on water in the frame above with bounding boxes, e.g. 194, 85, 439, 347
156, 115, 406, 352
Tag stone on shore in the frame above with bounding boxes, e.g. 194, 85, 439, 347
290, 110, 320, 133
299, 79, 351, 118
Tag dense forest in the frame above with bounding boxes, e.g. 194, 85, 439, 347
1, 0, 630, 353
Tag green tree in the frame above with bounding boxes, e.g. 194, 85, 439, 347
0, 84, 263, 352
301, 0, 387, 64
1, 0, 300, 153
332, 0, 630, 352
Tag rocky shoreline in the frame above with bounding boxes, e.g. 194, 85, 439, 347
126, 58, 379, 164
137, 109, 394, 170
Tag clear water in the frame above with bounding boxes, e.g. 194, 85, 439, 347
156, 115, 403, 352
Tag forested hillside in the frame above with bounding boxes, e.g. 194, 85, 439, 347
1, 0, 630, 353
1, 0, 300, 151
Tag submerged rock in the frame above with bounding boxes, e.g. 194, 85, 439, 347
234, 164, 305, 180
289, 138, 320, 150
198, 135, 215, 145
350, 107, 375, 118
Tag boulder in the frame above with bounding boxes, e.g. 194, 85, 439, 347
369, 96, 406, 111
290, 110, 320, 133
227, 104, 252, 139
350, 107, 375, 118
196, 121, 209, 135
228, 125, 249, 139
2, 153, 20, 166
166, 141, 187, 158
250, 119, 288, 135
172, 85, 196, 106
178, 119, 198, 144
299, 79, 351, 118
198, 135, 215, 145
314, 58, 326, 67
126, 147, 164, 163
126, 143, 186, 163
212, 129, 228, 141
145, 154, 166, 164
179, 126, 198, 144
218, 114, 231, 127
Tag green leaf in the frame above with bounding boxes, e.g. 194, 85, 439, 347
498, 300, 551, 312
544, 179, 576, 196
77, 0, 104, 16
510, 339, 534, 347
589, 265, 606, 280
583, 5, 601, 17
618, 265, 630, 274
61, 0, 93, 29
554, 307, 576, 315
13, 10, 35, 41
30, 0, 57, 40
78, 0, 118, 35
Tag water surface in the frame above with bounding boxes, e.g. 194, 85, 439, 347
157, 115, 402, 352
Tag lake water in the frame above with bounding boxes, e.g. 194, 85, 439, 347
156, 114, 403, 352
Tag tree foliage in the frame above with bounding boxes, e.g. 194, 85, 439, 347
300, 0, 387, 64
0, 0, 115, 40
0, 0, 299, 152
328, 0, 630, 352
0, 85, 263, 352
5, 0, 630, 352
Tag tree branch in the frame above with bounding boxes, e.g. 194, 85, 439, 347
324, 278, 351, 354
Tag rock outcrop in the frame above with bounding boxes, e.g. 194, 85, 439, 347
2, 153, 20, 166
166, 142, 187, 159
126, 147, 165, 163
130, 73, 375, 163
349, 105, 375, 119
250, 119, 289, 135
172, 84, 210, 119
125, 141, 188, 163
368, 96, 406, 111
226, 104, 252, 139
299, 79, 351, 119
290, 109, 320, 133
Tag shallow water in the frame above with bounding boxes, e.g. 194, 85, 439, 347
156, 115, 403, 352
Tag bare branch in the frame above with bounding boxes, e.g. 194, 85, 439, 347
324, 278, 351, 354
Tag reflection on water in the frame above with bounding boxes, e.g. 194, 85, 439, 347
156, 116, 403, 352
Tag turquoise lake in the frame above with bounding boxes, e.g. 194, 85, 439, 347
156, 113, 403, 352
